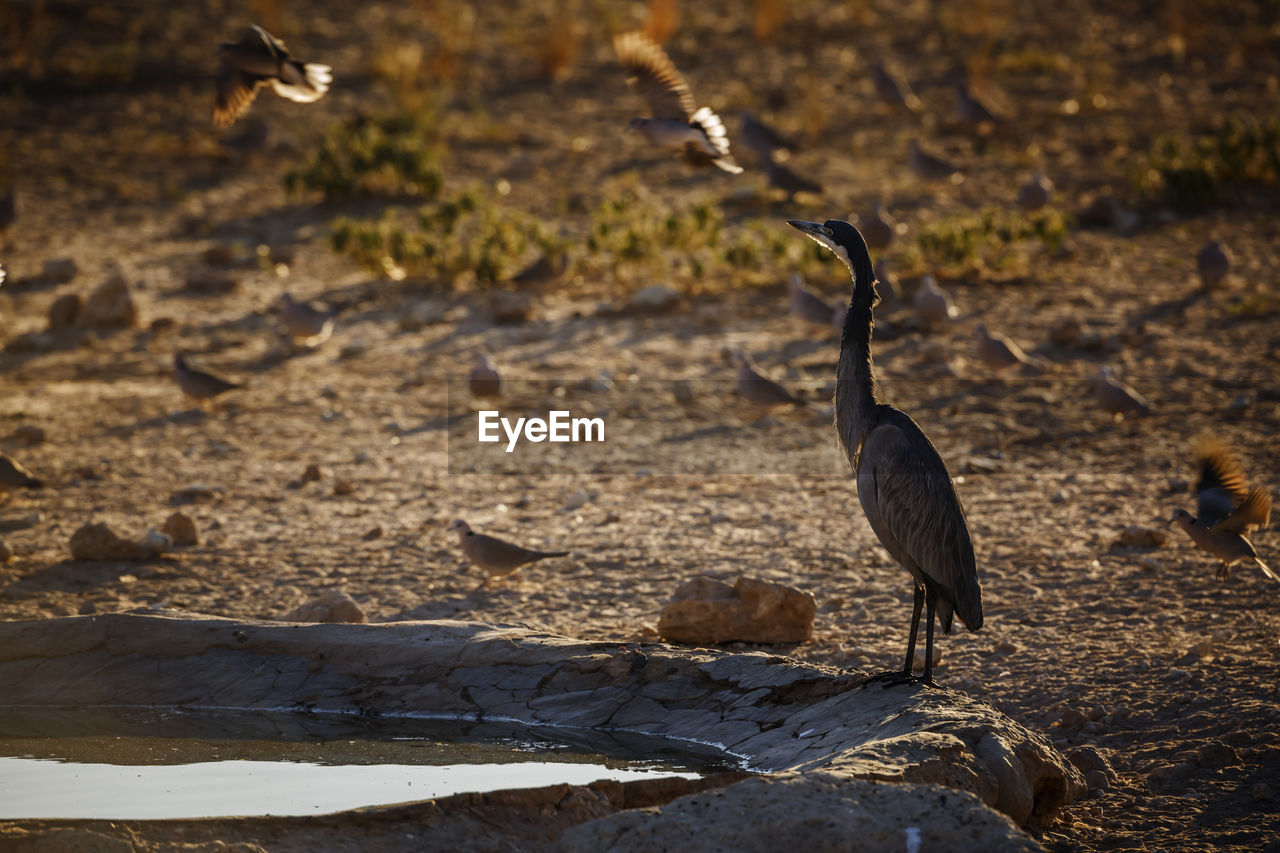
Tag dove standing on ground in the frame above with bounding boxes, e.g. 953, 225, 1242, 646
871, 61, 922, 113
448, 520, 568, 586
1092, 366, 1148, 420
739, 112, 795, 167
764, 158, 822, 200
788, 274, 837, 327
974, 324, 1038, 372
511, 251, 568, 286
214, 25, 332, 128
1017, 172, 1053, 213
173, 353, 242, 404
789, 219, 983, 686
859, 203, 895, 251
614, 31, 742, 174
908, 139, 959, 182
1171, 438, 1274, 581
733, 351, 805, 408
279, 292, 334, 348
1196, 240, 1230, 290
468, 354, 501, 398
0, 454, 43, 494
953, 79, 999, 126
872, 257, 898, 305
914, 275, 958, 327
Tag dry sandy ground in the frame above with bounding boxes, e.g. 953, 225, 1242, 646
2, 1, 1279, 850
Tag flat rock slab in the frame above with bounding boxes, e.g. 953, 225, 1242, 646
0, 612, 1081, 848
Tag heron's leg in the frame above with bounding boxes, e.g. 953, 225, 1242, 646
922, 585, 938, 686
903, 584, 924, 676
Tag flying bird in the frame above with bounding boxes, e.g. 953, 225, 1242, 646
214, 25, 332, 128
789, 218, 982, 685
448, 520, 568, 586
1171, 438, 1274, 582
614, 31, 742, 174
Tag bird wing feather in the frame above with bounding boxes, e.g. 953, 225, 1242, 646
857, 417, 982, 633
214, 68, 263, 127
1210, 487, 1271, 535
614, 31, 696, 122
1194, 437, 1250, 508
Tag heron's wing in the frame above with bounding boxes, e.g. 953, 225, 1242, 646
1210, 487, 1271, 534
614, 31, 696, 122
858, 418, 982, 632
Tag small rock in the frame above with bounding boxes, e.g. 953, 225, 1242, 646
672, 380, 695, 404
302, 464, 323, 483
81, 275, 138, 328
361, 525, 384, 541
333, 479, 355, 496
169, 484, 220, 506
183, 268, 240, 295
1147, 761, 1196, 793
339, 338, 370, 359
659, 575, 816, 644
0, 539, 11, 562
1049, 489, 1069, 504
1253, 782, 1274, 802
1085, 770, 1110, 792
78, 600, 97, 615
628, 284, 680, 313
1053, 708, 1088, 734
562, 488, 593, 512
1196, 741, 1240, 769
1067, 746, 1116, 782
41, 258, 79, 284
1115, 525, 1167, 548
162, 512, 199, 546
47, 293, 82, 329
202, 244, 238, 266
12, 425, 45, 445
913, 645, 943, 671
141, 528, 172, 553
69, 522, 168, 561
1140, 556, 1161, 571
490, 290, 535, 324
1048, 318, 1084, 347
993, 639, 1017, 655
280, 589, 366, 624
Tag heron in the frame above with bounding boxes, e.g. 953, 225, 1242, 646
788, 218, 984, 685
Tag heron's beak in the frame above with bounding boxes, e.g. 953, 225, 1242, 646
786, 220, 823, 236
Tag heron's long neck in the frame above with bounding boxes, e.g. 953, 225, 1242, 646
835, 257, 879, 463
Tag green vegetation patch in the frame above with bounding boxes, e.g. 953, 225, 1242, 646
914, 207, 1070, 273
286, 110, 445, 200
1130, 111, 1280, 208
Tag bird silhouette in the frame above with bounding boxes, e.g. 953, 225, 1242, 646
279, 293, 334, 348
1171, 438, 1274, 582
614, 31, 742, 174
733, 350, 806, 409
871, 61, 922, 113
789, 219, 983, 685
448, 520, 568, 587
0, 454, 43, 494
908, 139, 959, 182
468, 354, 501, 398
788, 274, 838, 327
914, 275, 958, 328
1017, 172, 1053, 212
214, 25, 332, 128
173, 353, 242, 405
1196, 240, 1230, 290
1092, 366, 1149, 421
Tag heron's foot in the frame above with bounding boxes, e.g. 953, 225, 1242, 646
863, 670, 939, 689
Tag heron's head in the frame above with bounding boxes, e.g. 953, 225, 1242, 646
787, 219, 875, 289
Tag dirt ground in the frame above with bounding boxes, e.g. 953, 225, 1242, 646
2, 0, 1279, 850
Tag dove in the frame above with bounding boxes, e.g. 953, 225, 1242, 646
872, 257, 898, 305
733, 351, 805, 408
1171, 438, 1274, 582
739, 112, 795, 167
788, 274, 837, 327
974, 324, 1038, 372
469, 354, 501, 398
614, 31, 742, 174
173, 353, 242, 404
1092, 366, 1149, 420
214, 25, 332, 128
859, 203, 895, 251
1017, 172, 1053, 213
1196, 240, 1230, 290
908, 139, 959, 182
511, 252, 569, 286
871, 61, 922, 113
914, 275, 958, 327
279, 293, 334, 348
0, 454, 43, 494
953, 79, 1000, 125
448, 519, 568, 586
765, 158, 822, 200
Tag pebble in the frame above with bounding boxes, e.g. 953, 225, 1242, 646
628, 284, 680, 313
302, 464, 323, 483
1253, 783, 1274, 802
46, 293, 82, 329
490, 291, 535, 324
169, 484, 220, 505
562, 489, 594, 512
12, 425, 46, 445
333, 479, 355, 496
41, 258, 79, 284
0, 539, 11, 562
362, 525, 384, 541
1196, 741, 1240, 769
162, 512, 199, 547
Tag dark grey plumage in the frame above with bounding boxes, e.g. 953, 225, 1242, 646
788, 219, 983, 685
739, 112, 795, 167
765, 158, 822, 200
173, 353, 242, 402
214, 25, 332, 128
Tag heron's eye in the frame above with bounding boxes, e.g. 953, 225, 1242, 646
822, 227, 833, 237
